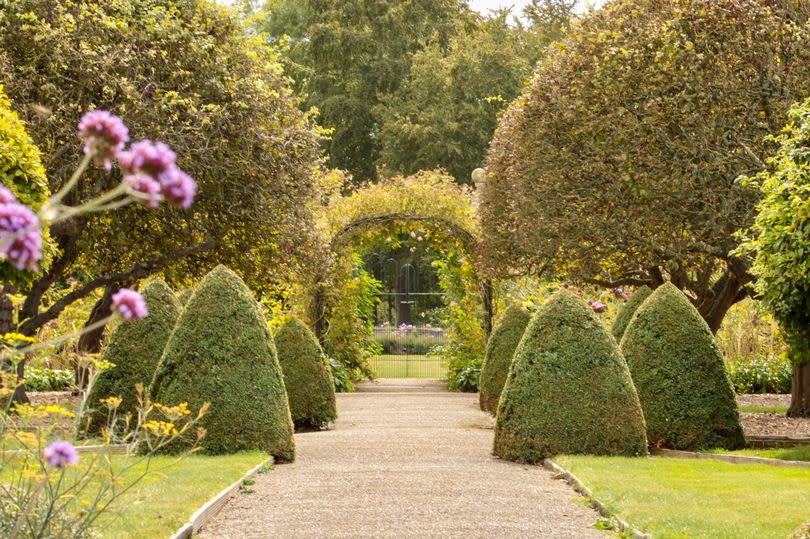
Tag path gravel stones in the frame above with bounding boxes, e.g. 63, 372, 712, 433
201, 379, 605, 538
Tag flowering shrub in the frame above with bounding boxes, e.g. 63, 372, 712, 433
726, 355, 792, 395
21, 367, 74, 392
0, 111, 205, 537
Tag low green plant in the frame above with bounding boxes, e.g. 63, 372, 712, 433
494, 289, 648, 461
621, 282, 746, 450
274, 317, 337, 430
22, 367, 74, 392
447, 355, 482, 392
150, 265, 295, 459
328, 357, 355, 393
478, 304, 530, 414
727, 354, 792, 394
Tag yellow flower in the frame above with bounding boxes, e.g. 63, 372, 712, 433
100, 396, 122, 409
143, 420, 178, 437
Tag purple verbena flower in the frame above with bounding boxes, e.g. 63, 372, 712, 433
111, 288, 148, 320
126, 174, 161, 209
119, 140, 176, 181
158, 167, 197, 209
0, 186, 16, 204
77, 110, 129, 170
0, 202, 43, 271
588, 300, 607, 313
43, 440, 79, 468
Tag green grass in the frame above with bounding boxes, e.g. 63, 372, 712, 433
96, 452, 266, 537
738, 404, 789, 414
706, 446, 810, 462
368, 354, 447, 379
556, 455, 810, 538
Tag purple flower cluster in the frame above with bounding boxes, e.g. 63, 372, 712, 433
611, 287, 630, 300
111, 288, 148, 320
78, 110, 129, 170
77, 111, 197, 209
0, 188, 43, 271
43, 440, 79, 468
587, 300, 607, 313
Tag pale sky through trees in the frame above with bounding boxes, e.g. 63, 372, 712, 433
469, 0, 606, 16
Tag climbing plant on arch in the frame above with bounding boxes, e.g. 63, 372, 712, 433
306, 170, 491, 377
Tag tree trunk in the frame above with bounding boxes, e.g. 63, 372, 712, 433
787, 361, 810, 418
74, 286, 116, 390
481, 279, 494, 337
697, 270, 749, 334
0, 288, 28, 405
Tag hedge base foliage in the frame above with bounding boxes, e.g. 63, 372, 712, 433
275, 317, 337, 430
84, 279, 181, 435
493, 289, 648, 462
479, 304, 530, 414
150, 265, 295, 459
620, 282, 746, 450
612, 286, 652, 343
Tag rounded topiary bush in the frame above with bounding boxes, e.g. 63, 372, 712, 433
611, 286, 652, 343
150, 265, 295, 459
620, 282, 745, 450
479, 304, 530, 414
84, 279, 181, 434
275, 317, 337, 430
493, 289, 648, 462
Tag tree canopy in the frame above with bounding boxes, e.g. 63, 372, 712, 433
0, 0, 322, 336
740, 99, 810, 417
482, 0, 810, 331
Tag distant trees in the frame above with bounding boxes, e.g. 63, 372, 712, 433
482, 0, 810, 332
258, 0, 577, 183
0, 0, 322, 339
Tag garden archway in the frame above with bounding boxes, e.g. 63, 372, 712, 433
310, 172, 493, 376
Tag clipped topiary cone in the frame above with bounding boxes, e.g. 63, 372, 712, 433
493, 289, 648, 462
176, 287, 194, 306
150, 265, 295, 459
611, 285, 652, 343
275, 316, 337, 430
84, 279, 181, 435
479, 304, 530, 414
620, 282, 745, 450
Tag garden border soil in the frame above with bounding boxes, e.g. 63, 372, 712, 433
171, 457, 273, 539
544, 459, 650, 539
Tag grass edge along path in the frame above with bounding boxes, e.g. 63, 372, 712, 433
555, 455, 810, 539
96, 451, 267, 538
706, 445, 810, 463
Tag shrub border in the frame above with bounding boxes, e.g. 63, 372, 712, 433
652, 448, 810, 469
170, 457, 274, 538
543, 458, 650, 539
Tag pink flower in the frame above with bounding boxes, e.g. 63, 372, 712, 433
0, 186, 16, 204
126, 174, 161, 208
0, 202, 43, 271
410, 231, 417, 238
588, 300, 607, 313
159, 167, 197, 209
111, 288, 148, 320
43, 440, 79, 468
77, 110, 129, 170
119, 140, 176, 181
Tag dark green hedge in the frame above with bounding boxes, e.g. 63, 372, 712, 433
150, 265, 295, 459
84, 279, 181, 435
275, 316, 337, 429
479, 304, 530, 414
620, 282, 745, 450
612, 286, 652, 343
493, 289, 648, 462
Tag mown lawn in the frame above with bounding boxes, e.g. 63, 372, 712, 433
738, 405, 789, 414
368, 354, 446, 379
707, 445, 810, 462
95, 452, 267, 537
556, 455, 810, 539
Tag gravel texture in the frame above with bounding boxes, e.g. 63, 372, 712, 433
201, 380, 605, 538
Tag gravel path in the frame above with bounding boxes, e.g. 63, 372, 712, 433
201, 379, 605, 538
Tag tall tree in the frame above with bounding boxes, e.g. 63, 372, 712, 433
257, 0, 472, 181
0, 0, 322, 341
375, 11, 534, 183
482, 0, 810, 332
